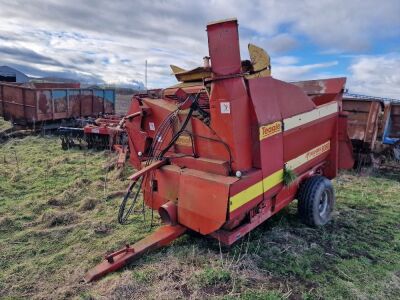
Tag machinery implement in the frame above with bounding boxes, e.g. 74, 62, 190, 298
84, 19, 354, 282
58, 115, 129, 166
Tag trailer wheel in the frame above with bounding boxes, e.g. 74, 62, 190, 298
297, 176, 335, 226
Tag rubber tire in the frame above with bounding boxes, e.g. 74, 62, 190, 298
297, 175, 335, 226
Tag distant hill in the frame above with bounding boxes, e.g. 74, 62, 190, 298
29, 76, 80, 84
31, 76, 145, 91
108, 80, 145, 91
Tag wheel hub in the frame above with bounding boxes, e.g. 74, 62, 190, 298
319, 191, 329, 217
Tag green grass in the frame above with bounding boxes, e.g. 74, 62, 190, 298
0, 136, 399, 299
196, 267, 232, 287
0, 117, 12, 133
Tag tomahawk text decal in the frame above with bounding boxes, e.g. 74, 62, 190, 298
286, 141, 330, 170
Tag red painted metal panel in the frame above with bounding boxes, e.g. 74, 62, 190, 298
142, 165, 181, 210
53, 89, 68, 120
207, 19, 241, 76
190, 117, 232, 163
93, 90, 105, 114
343, 99, 381, 150
68, 90, 81, 117
125, 99, 149, 169
248, 77, 315, 123
163, 84, 209, 109
24, 89, 36, 121
275, 183, 299, 212
2, 85, 25, 122
326, 117, 339, 179
261, 133, 284, 174
209, 77, 253, 171
338, 113, 355, 169
292, 77, 346, 96
84, 224, 186, 282
177, 168, 237, 234
36, 90, 52, 121
283, 115, 336, 162
171, 156, 230, 176
81, 90, 93, 116
229, 169, 263, 220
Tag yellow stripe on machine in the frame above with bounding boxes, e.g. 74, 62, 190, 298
229, 141, 331, 213
229, 169, 283, 212
262, 168, 284, 190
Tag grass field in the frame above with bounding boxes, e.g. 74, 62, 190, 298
0, 136, 399, 299
0, 117, 12, 133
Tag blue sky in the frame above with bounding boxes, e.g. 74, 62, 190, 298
0, 0, 399, 97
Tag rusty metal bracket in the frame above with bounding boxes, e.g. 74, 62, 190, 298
84, 225, 186, 282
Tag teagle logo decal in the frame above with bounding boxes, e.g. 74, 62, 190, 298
259, 121, 282, 140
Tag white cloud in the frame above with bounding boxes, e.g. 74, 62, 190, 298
245, 33, 298, 55
347, 54, 400, 99
0, 0, 398, 88
273, 56, 299, 66
235, 0, 400, 52
273, 61, 339, 81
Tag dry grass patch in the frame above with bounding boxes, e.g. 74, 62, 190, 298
42, 210, 79, 227
0, 216, 15, 231
79, 197, 100, 211
93, 222, 113, 235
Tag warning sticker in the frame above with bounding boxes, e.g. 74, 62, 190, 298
220, 102, 231, 114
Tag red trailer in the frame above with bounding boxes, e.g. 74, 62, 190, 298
0, 82, 115, 126
84, 19, 354, 282
342, 94, 400, 162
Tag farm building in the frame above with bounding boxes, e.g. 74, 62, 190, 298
0, 66, 29, 83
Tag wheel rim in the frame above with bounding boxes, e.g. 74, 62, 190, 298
318, 190, 329, 218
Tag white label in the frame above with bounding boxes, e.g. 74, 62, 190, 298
149, 122, 155, 131
92, 128, 99, 134
220, 102, 231, 114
